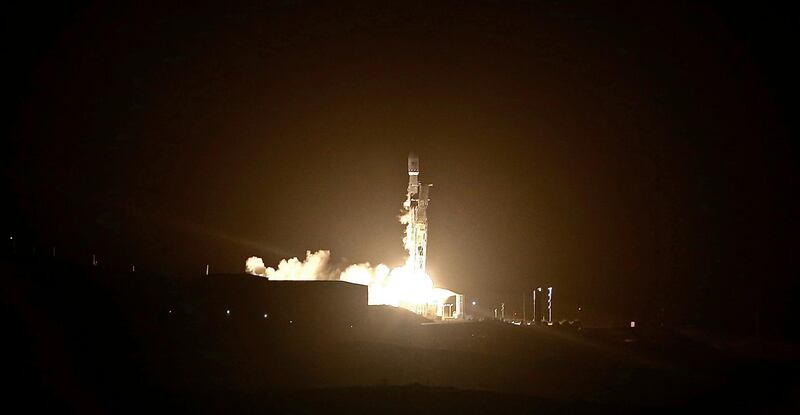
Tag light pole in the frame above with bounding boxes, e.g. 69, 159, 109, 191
522, 293, 526, 324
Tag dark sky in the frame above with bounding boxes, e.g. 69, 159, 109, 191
4, 2, 797, 332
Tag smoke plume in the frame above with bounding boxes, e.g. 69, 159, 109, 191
245, 179, 458, 312
246, 250, 334, 280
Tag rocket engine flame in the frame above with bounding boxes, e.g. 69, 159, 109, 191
245, 153, 458, 317
245, 248, 447, 311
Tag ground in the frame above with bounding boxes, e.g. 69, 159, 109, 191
3, 252, 798, 413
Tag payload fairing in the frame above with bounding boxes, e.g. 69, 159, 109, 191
405, 153, 433, 278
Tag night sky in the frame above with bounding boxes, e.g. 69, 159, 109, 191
4, 2, 797, 333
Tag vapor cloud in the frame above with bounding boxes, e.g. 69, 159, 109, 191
245, 167, 458, 313
246, 250, 334, 280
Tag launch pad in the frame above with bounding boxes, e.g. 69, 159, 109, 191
245, 152, 465, 321
403, 153, 464, 320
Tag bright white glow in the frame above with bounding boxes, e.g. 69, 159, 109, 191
248, 250, 455, 313
226, 309, 230, 315
263, 314, 268, 318
630, 321, 636, 328
245, 155, 459, 316
472, 301, 477, 306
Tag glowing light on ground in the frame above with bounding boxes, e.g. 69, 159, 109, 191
245, 154, 458, 317
246, 248, 454, 314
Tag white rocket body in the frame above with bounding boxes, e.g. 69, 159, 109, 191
406, 153, 432, 277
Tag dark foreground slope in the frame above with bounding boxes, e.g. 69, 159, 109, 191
2, 253, 799, 413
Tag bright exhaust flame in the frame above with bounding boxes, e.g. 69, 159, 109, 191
246, 153, 458, 317
246, 215, 455, 315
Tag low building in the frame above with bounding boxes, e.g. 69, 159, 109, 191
183, 274, 368, 327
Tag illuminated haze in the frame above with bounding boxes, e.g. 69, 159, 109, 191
246, 205, 455, 310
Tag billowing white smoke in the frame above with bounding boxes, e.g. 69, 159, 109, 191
246, 250, 333, 280
245, 198, 458, 312
399, 208, 415, 253
245, 250, 398, 305
246, 249, 455, 308
245, 256, 266, 276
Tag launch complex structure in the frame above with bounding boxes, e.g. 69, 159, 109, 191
243, 152, 465, 321
404, 153, 464, 320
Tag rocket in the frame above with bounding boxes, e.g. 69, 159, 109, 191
406, 153, 432, 276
